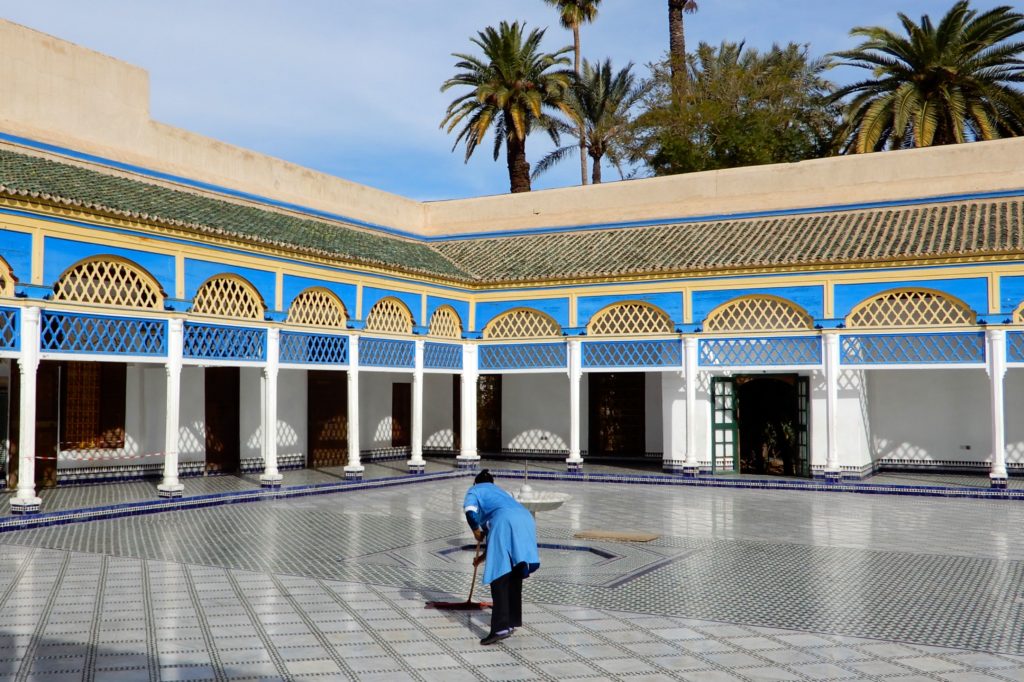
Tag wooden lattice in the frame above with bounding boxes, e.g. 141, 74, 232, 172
704, 296, 814, 332
287, 288, 347, 328
588, 302, 674, 336
52, 258, 162, 309
483, 308, 561, 339
364, 297, 414, 334
847, 289, 975, 328
191, 275, 265, 320
429, 306, 462, 338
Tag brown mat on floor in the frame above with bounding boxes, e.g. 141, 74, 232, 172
573, 530, 659, 542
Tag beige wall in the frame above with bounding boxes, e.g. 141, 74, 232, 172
3, 18, 1024, 240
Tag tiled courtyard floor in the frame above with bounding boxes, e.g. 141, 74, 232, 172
0, 474, 1023, 680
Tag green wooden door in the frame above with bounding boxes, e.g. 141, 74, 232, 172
711, 377, 738, 473
796, 375, 810, 477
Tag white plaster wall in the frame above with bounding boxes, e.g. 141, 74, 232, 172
179, 366, 206, 463
1004, 370, 1024, 468
240, 367, 262, 461
645, 372, 663, 453
809, 369, 873, 472
423, 373, 455, 450
867, 370, 991, 465
277, 370, 307, 463
360, 372, 411, 451
502, 373, 570, 452
694, 373, 713, 468
661, 371, 685, 462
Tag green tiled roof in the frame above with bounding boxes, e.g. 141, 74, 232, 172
0, 149, 473, 281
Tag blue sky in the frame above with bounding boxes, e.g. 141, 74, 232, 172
0, 1, 1010, 200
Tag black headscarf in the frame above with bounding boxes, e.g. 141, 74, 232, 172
474, 469, 494, 485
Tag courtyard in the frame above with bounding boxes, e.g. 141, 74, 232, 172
0, 471, 1022, 681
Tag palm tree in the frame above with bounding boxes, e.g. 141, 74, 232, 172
532, 59, 647, 184
544, 0, 603, 184
668, 0, 699, 102
441, 22, 577, 193
831, 1, 1024, 152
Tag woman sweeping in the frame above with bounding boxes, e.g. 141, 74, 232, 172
463, 469, 540, 645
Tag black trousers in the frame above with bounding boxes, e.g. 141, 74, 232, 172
489, 562, 525, 634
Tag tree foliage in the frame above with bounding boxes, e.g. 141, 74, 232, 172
831, 1, 1024, 152
440, 21, 577, 193
630, 41, 839, 176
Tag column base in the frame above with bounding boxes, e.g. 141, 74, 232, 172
990, 475, 1009, 489
566, 459, 584, 474
455, 456, 480, 471
823, 469, 842, 484
681, 465, 701, 479
10, 496, 42, 515
260, 473, 284, 489
343, 466, 365, 481
157, 482, 184, 498
407, 460, 426, 475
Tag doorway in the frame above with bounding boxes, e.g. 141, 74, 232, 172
307, 370, 347, 467
477, 375, 502, 453
391, 382, 411, 448
588, 373, 645, 457
204, 366, 240, 473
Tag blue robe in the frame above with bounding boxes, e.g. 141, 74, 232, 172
463, 482, 540, 585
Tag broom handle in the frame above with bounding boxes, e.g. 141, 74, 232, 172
467, 539, 482, 603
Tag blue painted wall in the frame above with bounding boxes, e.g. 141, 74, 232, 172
185, 258, 276, 307
426, 296, 470, 330
43, 237, 175, 294
475, 298, 569, 332
361, 286, 422, 323
0, 228, 32, 283
282, 275, 357, 317
692, 286, 823, 322
834, 278, 987, 319
999, 276, 1024, 315
577, 292, 684, 327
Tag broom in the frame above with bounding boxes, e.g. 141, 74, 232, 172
425, 539, 492, 610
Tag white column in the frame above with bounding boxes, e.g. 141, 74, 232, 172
260, 328, 283, 487
408, 339, 426, 473
344, 335, 364, 479
823, 333, 841, 482
11, 307, 41, 514
456, 344, 479, 469
566, 339, 583, 472
660, 370, 686, 474
683, 336, 700, 476
158, 319, 184, 497
987, 328, 1008, 487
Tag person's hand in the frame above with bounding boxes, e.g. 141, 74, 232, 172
473, 553, 486, 567
473, 528, 484, 542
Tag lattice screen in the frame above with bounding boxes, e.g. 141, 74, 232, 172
364, 297, 414, 334
287, 288, 347, 328
588, 302, 674, 336
1014, 303, 1024, 324
429, 306, 462, 338
846, 290, 975, 328
0, 258, 12, 297
52, 258, 162, 309
704, 296, 813, 332
191, 276, 265, 320
483, 309, 561, 339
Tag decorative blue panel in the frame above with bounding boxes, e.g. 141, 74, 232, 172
184, 259, 276, 306
0, 307, 20, 351
425, 297, 470, 331
362, 287, 422, 324
40, 311, 167, 356
692, 286, 823, 322
475, 299, 570, 333
279, 332, 348, 365
44, 237, 175, 295
699, 336, 821, 366
0, 228, 32, 284
577, 293, 683, 328
841, 332, 985, 365
834, 278, 987, 320
424, 342, 462, 370
583, 340, 681, 368
1008, 332, 1024, 363
282, 275, 357, 317
479, 343, 567, 371
359, 337, 415, 368
184, 322, 266, 361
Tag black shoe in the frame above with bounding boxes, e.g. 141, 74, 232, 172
480, 630, 512, 645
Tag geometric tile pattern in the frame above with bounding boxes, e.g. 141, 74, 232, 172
428, 306, 462, 339
286, 288, 347, 328
841, 332, 986, 365
587, 302, 674, 336
483, 309, 561, 339
279, 331, 349, 365
847, 289, 975, 328
51, 257, 163, 309
478, 342, 568, 370
364, 297, 414, 335
359, 336, 415, 368
39, 310, 168, 356
583, 339, 681, 368
704, 295, 814, 332
183, 322, 267, 361
1008, 331, 1024, 363
0, 305, 19, 351
423, 341, 462, 370
190, 275, 265, 320
699, 336, 822, 366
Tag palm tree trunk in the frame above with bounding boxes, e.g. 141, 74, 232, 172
668, 0, 686, 105
591, 153, 602, 184
507, 133, 531, 193
574, 25, 588, 186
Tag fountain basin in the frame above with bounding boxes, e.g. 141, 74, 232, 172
515, 484, 571, 514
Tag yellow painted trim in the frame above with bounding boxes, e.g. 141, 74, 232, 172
568, 293, 577, 328
469, 300, 476, 332
683, 288, 691, 324
989, 273, 999, 314
355, 284, 363, 320
420, 295, 428, 328
174, 254, 185, 299
31, 229, 43, 284
275, 271, 283, 311
824, 281, 834, 319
